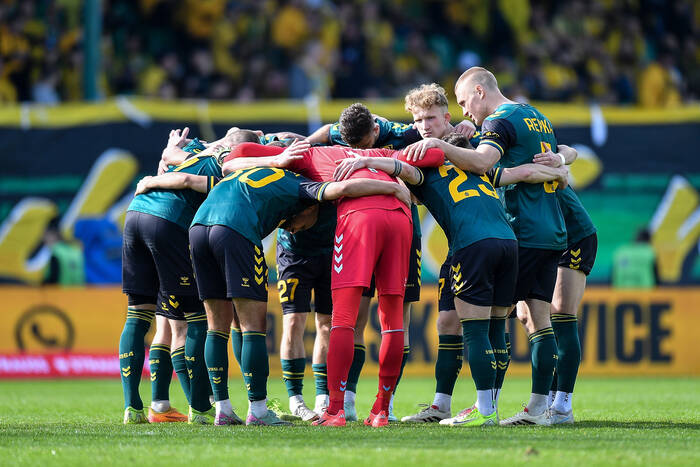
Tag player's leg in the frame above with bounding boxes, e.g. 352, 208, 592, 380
189, 224, 242, 425
389, 235, 420, 420
120, 211, 157, 423
184, 310, 213, 423
148, 315, 174, 415
312, 263, 333, 415
277, 245, 318, 420
230, 308, 242, 368
500, 248, 560, 426
119, 298, 155, 424
549, 233, 596, 424
401, 258, 460, 423
343, 288, 371, 421
365, 208, 412, 427
315, 209, 378, 426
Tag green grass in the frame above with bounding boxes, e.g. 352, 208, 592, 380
1, 376, 698, 466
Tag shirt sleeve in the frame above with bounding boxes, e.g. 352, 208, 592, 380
478, 118, 516, 157
485, 167, 503, 187
206, 176, 221, 193
298, 181, 331, 202
377, 120, 419, 148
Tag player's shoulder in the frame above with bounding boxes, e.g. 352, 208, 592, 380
484, 103, 523, 122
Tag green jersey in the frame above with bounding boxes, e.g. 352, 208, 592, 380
612, 243, 656, 288
557, 186, 596, 246
127, 155, 222, 231
277, 203, 336, 256
409, 163, 515, 253
479, 103, 566, 250
192, 167, 328, 246
328, 118, 421, 149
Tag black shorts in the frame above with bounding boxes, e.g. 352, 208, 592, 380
362, 233, 421, 303
450, 238, 518, 307
276, 244, 332, 315
513, 246, 563, 304
559, 233, 597, 276
122, 211, 203, 319
438, 256, 455, 312
189, 224, 268, 302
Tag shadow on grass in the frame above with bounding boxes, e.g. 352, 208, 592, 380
573, 420, 700, 430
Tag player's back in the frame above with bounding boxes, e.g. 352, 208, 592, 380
410, 163, 515, 251
481, 103, 566, 250
291, 146, 408, 218
127, 155, 221, 230
192, 167, 317, 245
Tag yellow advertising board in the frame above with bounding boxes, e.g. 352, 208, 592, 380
0, 286, 698, 377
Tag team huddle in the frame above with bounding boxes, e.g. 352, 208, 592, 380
118, 66, 597, 428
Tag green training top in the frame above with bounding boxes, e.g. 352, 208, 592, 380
479, 103, 567, 250
557, 186, 597, 246
192, 167, 328, 246
127, 155, 222, 231
409, 163, 515, 254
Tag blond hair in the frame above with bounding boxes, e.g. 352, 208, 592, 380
404, 83, 449, 114
455, 67, 498, 92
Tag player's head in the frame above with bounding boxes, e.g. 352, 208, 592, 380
404, 83, 451, 139
281, 204, 319, 234
455, 67, 500, 125
339, 103, 379, 149
441, 133, 473, 150
223, 129, 261, 146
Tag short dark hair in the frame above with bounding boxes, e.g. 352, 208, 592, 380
441, 133, 473, 149
339, 103, 375, 146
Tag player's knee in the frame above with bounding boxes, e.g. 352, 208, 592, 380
516, 306, 530, 327
437, 311, 460, 335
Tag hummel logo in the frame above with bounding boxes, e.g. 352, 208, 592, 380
334, 264, 343, 273
335, 234, 343, 242
334, 244, 343, 253
340, 380, 347, 391
382, 385, 391, 392
334, 254, 343, 263
150, 372, 157, 381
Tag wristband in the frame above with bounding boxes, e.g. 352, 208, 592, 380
558, 153, 566, 166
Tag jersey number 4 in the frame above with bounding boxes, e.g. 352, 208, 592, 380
438, 165, 499, 203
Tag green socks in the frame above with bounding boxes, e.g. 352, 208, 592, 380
529, 327, 558, 395
551, 314, 581, 393
282, 358, 305, 397
149, 343, 173, 402
205, 330, 230, 402
346, 344, 366, 393
394, 346, 410, 393
170, 346, 190, 404
312, 363, 328, 395
461, 319, 496, 391
489, 318, 509, 391
185, 315, 211, 412
118, 308, 154, 410
230, 327, 243, 368
242, 332, 269, 401
435, 334, 463, 395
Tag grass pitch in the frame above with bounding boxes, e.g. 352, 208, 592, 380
0, 376, 698, 466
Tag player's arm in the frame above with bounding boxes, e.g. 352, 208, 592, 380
306, 123, 332, 145
321, 179, 412, 208
402, 138, 500, 175
496, 164, 569, 189
134, 172, 217, 195
334, 157, 423, 186
220, 141, 309, 174
160, 127, 192, 170
532, 144, 578, 167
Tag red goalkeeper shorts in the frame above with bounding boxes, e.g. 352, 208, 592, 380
331, 207, 412, 296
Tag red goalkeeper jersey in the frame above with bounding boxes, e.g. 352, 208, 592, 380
226, 143, 445, 217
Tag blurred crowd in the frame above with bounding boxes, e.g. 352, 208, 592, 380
0, 0, 698, 106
